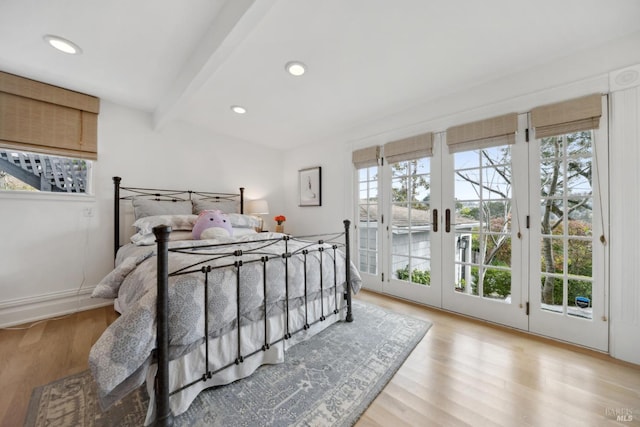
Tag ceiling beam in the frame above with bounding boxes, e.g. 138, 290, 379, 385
152, 0, 276, 130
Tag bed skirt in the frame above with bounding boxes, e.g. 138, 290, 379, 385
144, 294, 345, 424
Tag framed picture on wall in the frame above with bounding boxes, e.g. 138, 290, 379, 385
298, 166, 321, 206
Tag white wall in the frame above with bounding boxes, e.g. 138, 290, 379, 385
281, 140, 352, 236
0, 101, 285, 327
609, 70, 640, 365
0, 190, 109, 326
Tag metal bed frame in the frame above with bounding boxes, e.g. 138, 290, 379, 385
112, 177, 353, 426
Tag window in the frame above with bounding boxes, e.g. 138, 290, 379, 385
358, 166, 379, 274
0, 148, 90, 193
353, 145, 381, 277
0, 71, 99, 195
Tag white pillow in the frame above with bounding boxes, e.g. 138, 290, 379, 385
231, 227, 258, 236
227, 213, 261, 228
131, 230, 194, 246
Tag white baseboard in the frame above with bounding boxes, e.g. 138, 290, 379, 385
611, 322, 640, 366
0, 287, 113, 328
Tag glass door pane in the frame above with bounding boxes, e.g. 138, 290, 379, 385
441, 114, 528, 331
452, 146, 513, 302
529, 126, 609, 351
383, 150, 442, 307
358, 166, 379, 276
389, 158, 432, 286
538, 133, 594, 319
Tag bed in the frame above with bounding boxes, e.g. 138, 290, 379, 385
88, 177, 361, 426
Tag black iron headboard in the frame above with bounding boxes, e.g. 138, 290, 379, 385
113, 176, 245, 259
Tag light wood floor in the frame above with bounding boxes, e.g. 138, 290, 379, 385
356, 291, 640, 427
1, 291, 638, 427
0, 306, 118, 427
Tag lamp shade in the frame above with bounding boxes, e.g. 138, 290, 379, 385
247, 199, 269, 215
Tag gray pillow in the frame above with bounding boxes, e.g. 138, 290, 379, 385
132, 198, 193, 219
192, 198, 240, 214
132, 214, 198, 235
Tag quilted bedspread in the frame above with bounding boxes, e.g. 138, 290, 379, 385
88, 232, 362, 410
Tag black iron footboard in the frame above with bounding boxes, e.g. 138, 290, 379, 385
151, 221, 353, 426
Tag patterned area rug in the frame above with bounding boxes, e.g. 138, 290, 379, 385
25, 300, 431, 427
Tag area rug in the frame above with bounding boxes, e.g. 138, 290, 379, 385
25, 300, 431, 427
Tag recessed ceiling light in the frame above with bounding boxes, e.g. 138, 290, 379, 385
231, 105, 247, 114
285, 61, 306, 77
43, 35, 82, 55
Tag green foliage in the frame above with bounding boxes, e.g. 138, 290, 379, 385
470, 267, 512, 298
540, 220, 593, 278
541, 277, 592, 306
71, 159, 88, 170
396, 265, 431, 285
459, 206, 479, 219
468, 230, 512, 267
540, 133, 594, 304
568, 280, 592, 307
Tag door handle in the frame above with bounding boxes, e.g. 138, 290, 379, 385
446, 209, 451, 233
432, 209, 438, 232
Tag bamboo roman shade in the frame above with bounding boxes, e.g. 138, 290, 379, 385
384, 132, 433, 163
352, 145, 380, 168
0, 71, 100, 160
446, 112, 518, 154
531, 93, 601, 138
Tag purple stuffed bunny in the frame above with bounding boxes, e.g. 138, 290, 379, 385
192, 210, 233, 240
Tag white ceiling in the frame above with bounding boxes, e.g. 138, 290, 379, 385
1, 0, 640, 150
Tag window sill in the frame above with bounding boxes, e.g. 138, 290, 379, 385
0, 190, 95, 203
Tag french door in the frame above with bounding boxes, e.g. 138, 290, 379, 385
439, 122, 528, 330
355, 103, 609, 350
355, 145, 444, 305
366, 128, 527, 329
527, 120, 609, 351
382, 143, 443, 306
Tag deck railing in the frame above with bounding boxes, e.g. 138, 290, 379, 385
0, 149, 87, 193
